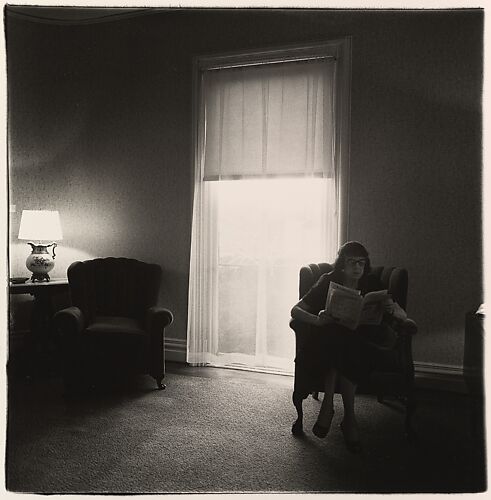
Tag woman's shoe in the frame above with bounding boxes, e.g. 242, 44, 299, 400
312, 421, 329, 438
312, 409, 334, 438
340, 420, 362, 453
291, 419, 304, 436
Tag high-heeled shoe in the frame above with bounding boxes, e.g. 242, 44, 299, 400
312, 410, 334, 438
340, 420, 362, 453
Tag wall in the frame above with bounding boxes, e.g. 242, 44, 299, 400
7, 8, 483, 370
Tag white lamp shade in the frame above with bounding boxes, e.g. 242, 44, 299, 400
18, 210, 63, 241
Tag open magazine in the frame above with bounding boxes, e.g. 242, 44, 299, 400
325, 281, 390, 331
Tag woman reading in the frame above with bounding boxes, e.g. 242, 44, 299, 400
290, 241, 406, 452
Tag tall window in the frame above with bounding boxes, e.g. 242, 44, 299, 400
188, 41, 351, 374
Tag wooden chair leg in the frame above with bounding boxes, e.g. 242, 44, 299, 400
154, 376, 166, 390
292, 391, 304, 436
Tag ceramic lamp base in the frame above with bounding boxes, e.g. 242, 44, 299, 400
25, 242, 57, 283
30, 272, 51, 282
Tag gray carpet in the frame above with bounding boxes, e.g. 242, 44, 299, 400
6, 365, 486, 493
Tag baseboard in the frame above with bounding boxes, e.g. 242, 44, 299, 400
414, 361, 468, 393
165, 337, 187, 363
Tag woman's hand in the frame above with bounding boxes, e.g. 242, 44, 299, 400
316, 309, 339, 326
383, 298, 407, 322
383, 298, 396, 315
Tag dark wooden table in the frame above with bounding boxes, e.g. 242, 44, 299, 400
9, 278, 70, 377
10, 278, 69, 294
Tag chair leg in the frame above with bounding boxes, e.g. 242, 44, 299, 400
292, 391, 304, 436
405, 395, 417, 441
154, 376, 166, 390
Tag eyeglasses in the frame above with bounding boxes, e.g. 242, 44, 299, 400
345, 258, 367, 267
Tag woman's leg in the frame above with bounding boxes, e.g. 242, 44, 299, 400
337, 374, 360, 442
314, 367, 337, 432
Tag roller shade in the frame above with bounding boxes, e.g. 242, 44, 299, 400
201, 58, 336, 180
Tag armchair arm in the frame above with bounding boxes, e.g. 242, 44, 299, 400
289, 318, 312, 335
289, 318, 314, 356
289, 317, 302, 331
54, 306, 85, 336
145, 307, 174, 386
145, 306, 174, 333
394, 317, 418, 337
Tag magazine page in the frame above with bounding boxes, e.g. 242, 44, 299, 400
325, 281, 360, 310
359, 290, 389, 325
326, 282, 362, 330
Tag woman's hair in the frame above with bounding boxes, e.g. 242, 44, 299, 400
333, 240, 371, 275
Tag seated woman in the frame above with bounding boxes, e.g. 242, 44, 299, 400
290, 241, 406, 452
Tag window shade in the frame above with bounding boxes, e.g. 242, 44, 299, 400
201, 58, 336, 180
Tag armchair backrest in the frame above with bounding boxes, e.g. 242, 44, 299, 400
67, 257, 162, 322
299, 263, 408, 310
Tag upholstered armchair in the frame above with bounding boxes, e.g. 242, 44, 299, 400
54, 257, 173, 392
289, 263, 418, 439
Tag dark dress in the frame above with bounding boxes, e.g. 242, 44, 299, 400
299, 269, 400, 385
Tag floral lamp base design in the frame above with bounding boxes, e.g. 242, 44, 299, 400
25, 242, 57, 282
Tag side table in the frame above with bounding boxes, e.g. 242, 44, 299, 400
9, 278, 70, 377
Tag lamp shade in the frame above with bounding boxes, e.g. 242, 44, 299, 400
18, 210, 63, 241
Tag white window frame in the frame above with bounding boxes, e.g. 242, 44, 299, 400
191, 38, 352, 245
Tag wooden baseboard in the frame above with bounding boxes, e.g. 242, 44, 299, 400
164, 337, 187, 363
414, 361, 468, 393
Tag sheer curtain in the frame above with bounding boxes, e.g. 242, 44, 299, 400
188, 58, 339, 371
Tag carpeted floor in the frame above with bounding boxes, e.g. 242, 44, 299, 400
5, 363, 487, 494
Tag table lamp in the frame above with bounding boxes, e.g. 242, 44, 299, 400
18, 210, 63, 282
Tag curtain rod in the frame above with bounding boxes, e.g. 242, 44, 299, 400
203, 55, 336, 71
5, 8, 154, 26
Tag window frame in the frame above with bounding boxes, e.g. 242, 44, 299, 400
192, 38, 352, 246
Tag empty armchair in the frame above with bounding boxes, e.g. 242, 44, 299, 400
54, 257, 173, 391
